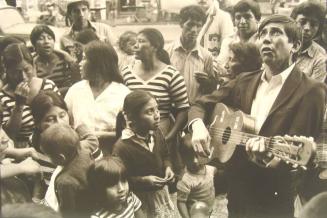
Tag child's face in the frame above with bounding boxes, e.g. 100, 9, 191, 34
124, 37, 136, 55
39, 106, 70, 132
105, 180, 129, 206
185, 153, 204, 173
134, 98, 160, 131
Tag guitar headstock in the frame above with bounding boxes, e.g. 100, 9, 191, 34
269, 135, 315, 169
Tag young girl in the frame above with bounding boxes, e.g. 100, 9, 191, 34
177, 134, 217, 218
88, 156, 144, 218
113, 90, 175, 218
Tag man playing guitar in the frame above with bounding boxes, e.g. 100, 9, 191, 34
189, 15, 326, 218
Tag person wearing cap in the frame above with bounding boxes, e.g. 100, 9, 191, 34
60, 0, 116, 61
0, 43, 60, 148
37, 1, 65, 27
290, 1, 326, 83
188, 15, 326, 218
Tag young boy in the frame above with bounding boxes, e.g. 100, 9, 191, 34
40, 123, 95, 218
177, 134, 217, 218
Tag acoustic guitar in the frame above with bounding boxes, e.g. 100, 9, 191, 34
207, 103, 315, 168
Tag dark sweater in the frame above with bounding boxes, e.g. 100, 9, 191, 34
112, 129, 172, 192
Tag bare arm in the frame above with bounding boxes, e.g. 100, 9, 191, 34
177, 201, 190, 218
165, 109, 188, 142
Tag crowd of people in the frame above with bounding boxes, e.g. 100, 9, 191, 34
1, 0, 327, 218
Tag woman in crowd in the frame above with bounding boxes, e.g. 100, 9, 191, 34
113, 90, 175, 218
0, 43, 60, 148
225, 42, 262, 77
65, 41, 130, 155
121, 28, 189, 173
30, 25, 80, 96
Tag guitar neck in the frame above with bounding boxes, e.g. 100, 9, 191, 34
237, 132, 273, 148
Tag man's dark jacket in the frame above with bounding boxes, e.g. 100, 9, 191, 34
188, 66, 326, 218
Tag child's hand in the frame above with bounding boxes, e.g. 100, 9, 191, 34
164, 166, 175, 183
142, 175, 166, 188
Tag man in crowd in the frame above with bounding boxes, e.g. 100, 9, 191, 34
165, 5, 216, 104
217, 0, 261, 68
291, 1, 326, 82
60, 0, 116, 60
189, 15, 326, 218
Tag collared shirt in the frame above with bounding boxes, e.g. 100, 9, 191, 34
251, 64, 295, 133
64, 80, 130, 132
60, 21, 116, 59
121, 128, 154, 152
165, 39, 214, 104
296, 41, 327, 82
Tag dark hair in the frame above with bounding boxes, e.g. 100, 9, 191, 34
179, 5, 206, 25
232, 0, 261, 21
115, 90, 156, 139
2, 203, 62, 218
0, 36, 25, 54
67, 0, 89, 16
84, 40, 123, 84
3, 43, 33, 68
40, 123, 79, 162
30, 25, 56, 47
87, 156, 127, 208
290, 1, 326, 38
31, 91, 68, 125
258, 15, 301, 44
229, 42, 262, 75
75, 29, 99, 45
118, 31, 136, 53
138, 28, 170, 65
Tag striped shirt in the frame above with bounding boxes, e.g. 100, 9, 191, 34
33, 52, 76, 93
91, 192, 141, 218
0, 79, 59, 141
122, 65, 189, 118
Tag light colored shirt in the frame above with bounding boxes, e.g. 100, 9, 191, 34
198, 0, 234, 51
44, 166, 63, 212
64, 80, 130, 132
296, 41, 327, 82
165, 39, 215, 104
177, 165, 216, 211
121, 128, 155, 152
251, 64, 295, 133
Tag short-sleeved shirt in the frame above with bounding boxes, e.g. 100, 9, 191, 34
177, 165, 216, 211
165, 40, 215, 104
91, 192, 142, 218
64, 80, 130, 131
122, 65, 189, 119
0, 79, 59, 141
296, 41, 327, 82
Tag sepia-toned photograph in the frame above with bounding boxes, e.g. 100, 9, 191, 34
0, 0, 326, 217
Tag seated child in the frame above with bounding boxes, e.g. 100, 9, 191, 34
117, 31, 136, 71
88, 156, 144, 218
40, 123, 94, 218
177, 134, 217, 218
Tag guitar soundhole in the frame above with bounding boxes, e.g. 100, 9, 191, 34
222, 127, 231, 144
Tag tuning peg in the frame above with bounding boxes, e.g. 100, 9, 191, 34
292, 164, 298, 168
301, 166, 307, 170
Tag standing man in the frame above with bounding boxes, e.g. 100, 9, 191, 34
291, 1, 326, 82
60, 0, 116, 60
217, 0, 261, 68
189, 15, 326, 218
166, 5, 216, 104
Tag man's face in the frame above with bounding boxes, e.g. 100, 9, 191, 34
70, 3, 89, 27
295, 14, 319, 45
234, 10, 258, 37
258, 22, 295, 68
181, 18, 204, 46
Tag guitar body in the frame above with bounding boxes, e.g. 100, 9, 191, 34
208, 103, 256, 163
